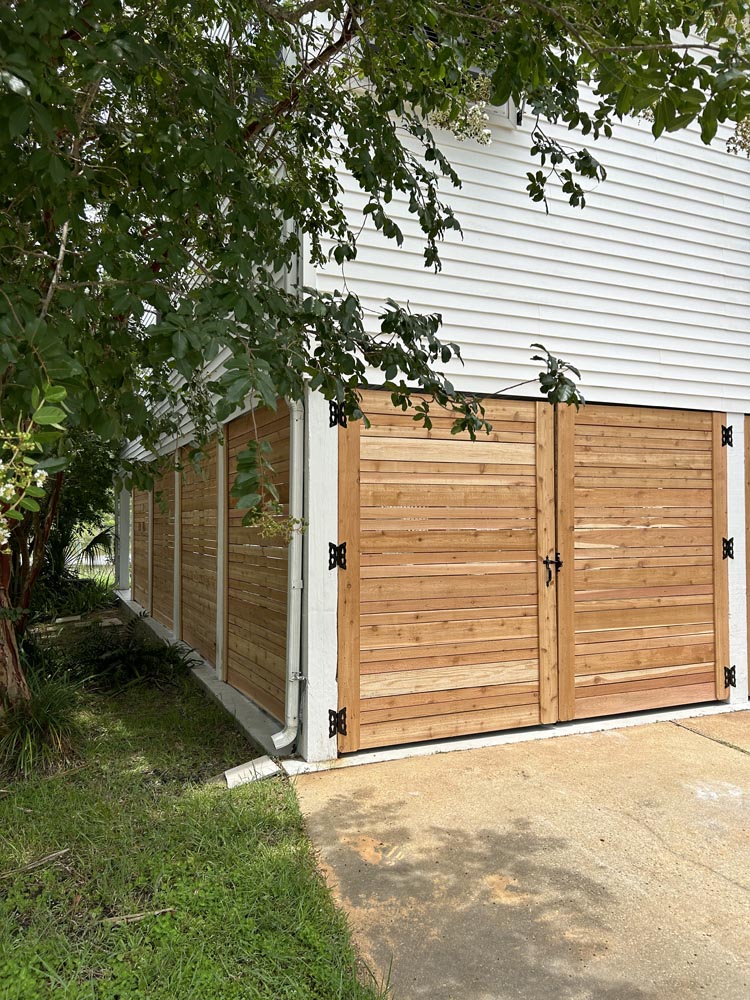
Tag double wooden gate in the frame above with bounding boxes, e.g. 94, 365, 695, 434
336, 392, 730, 752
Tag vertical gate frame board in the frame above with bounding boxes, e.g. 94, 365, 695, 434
299, 387, 340, 763
172, 460, 181, 640
217, 435, 228, 681
147, 488, 154, 616
536, 402, 558, 724
712, 412, 731, 699
555, 404, 576, 721
746, 414, 750, 700
337, 417, 360, 753
726, 413, 748, 704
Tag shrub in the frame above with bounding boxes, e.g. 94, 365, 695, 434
0, 672, 82, 778
29, 572, 118, 624
59, 617, 196, 691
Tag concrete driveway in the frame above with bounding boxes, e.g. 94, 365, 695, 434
295, 713, 750, 1000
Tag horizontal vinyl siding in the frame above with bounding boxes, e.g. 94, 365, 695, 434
314, 106, 750, 412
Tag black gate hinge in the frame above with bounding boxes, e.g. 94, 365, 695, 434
329, 707, 347, 737
329, 401, 347, 428
724, 665, 736, 688
721, 425, 733, 447
328, 541, 347, 570
722, 537, 734, 560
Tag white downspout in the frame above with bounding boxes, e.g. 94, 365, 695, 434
271, 398, 305, 750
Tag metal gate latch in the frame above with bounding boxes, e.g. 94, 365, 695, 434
724, 666, 736, 688
543, 552, 563, 587
329, 707, 347, 737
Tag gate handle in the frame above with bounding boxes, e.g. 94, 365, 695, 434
543, 552, 563, 587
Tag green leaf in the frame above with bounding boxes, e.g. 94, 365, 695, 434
43, 384, 67, 403
8, 101, 29, 138
33, 405, 67, 426
235, 493, 261, 509
36, 456, 68, 473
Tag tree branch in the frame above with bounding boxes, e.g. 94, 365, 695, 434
17, 471, 64, 636
244, 9, 358, 140
39, 220, 70, 320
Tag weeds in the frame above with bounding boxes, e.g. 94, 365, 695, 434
6, 614, 193, 779
0, 682, 385, 999
29, 571, 117, 623
61, 617, 196, 690
26, 617, 195, 694
0, 671, 82, 777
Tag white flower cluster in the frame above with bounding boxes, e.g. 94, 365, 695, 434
431, 100, 492, 146
0, 464, 48, 552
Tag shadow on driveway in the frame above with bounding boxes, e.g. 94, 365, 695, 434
296, 717, 750, 1000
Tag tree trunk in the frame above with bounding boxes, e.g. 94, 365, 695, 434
0, 554, 29, 706
16, 471, 64, 639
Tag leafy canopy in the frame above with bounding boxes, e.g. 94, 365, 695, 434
1, 0, 750, 516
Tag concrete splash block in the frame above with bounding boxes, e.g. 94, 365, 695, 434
224, 755, 282, 788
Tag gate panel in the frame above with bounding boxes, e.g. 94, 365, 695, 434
557, 404, 728, 720
339, 391, 556, 751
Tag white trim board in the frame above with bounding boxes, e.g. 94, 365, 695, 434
282, 700, 750, 775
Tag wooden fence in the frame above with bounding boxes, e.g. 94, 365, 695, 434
131, 405, 290, 723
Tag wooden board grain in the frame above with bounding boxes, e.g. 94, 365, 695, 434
132, 489, 150, 610
151, 465, 175, 630
224, 403, 289, 723
338, 418, 361, 752
348, 390, 546, 751
180, 439, 218, 664
563, 403, 726, 719
555, 404, 576, 721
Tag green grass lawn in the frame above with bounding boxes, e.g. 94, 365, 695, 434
0, 680, 385, 1000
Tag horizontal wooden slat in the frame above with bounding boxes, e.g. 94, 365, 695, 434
575, 565, 713, 590
361, 566, 537, 594
360, 394, 536, 424
361, 685, 539, 724
576, 641, 714, 674
572, 680, 715, 719
358, 704, 540, 749
576, 663, 713, 690
575, 405, 712, 432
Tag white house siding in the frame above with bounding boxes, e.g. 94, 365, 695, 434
313, 108, 750, 413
